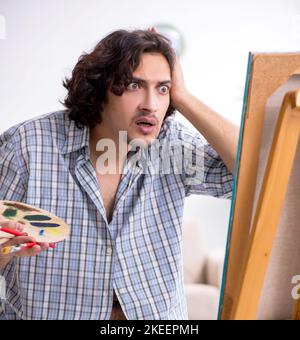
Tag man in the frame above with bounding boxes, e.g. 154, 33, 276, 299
0, 28, 239, 320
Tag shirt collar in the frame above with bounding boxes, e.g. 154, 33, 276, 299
61, 115, 172, 157
61, 119, 90, 155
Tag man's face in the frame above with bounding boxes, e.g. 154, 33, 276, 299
101, 52, 172, 147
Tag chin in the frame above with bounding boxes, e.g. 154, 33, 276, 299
130, 130, 160, 148
128, 135, 151, 149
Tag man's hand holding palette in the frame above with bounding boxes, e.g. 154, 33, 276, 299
0, 200, 70, 254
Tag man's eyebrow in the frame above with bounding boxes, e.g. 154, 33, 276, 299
131, 77, 171, 86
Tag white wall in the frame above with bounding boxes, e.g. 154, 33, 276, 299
1, 0, 299, 248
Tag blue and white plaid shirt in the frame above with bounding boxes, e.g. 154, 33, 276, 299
0, 110, 233, 320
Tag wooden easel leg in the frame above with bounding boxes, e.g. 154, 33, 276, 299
233, 91, 300, 319
294, 297, 300, 320
292, 90, 300, 320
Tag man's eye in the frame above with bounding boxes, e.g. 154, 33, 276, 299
159, 85, 170, 94
127, 82, 140, 90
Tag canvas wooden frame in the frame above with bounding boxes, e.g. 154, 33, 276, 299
219, 52, 300, 320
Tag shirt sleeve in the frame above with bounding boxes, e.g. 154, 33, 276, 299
182, 134, 234, 199
0, 134, 27, 202
0, 133, 26, 319
0, 257, 23, 319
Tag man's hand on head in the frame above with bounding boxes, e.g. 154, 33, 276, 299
148, 26, 190, 113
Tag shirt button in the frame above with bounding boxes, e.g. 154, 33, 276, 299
106, 247, 113, 255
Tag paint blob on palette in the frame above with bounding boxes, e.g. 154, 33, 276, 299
0, 201, 70, 244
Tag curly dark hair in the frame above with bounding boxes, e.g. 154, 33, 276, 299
62, 29, 176, 128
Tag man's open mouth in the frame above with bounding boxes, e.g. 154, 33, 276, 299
136, 121, 155, 126
135, 116, 157, 127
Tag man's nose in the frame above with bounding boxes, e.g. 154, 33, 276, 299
139, 91, 158, 113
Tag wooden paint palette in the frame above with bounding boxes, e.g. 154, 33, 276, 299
0, 200, 70, 244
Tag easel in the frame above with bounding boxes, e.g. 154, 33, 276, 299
225, 89, 300, 319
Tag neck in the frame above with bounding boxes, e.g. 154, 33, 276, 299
89, 123, 129, 173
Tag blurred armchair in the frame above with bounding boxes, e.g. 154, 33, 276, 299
182, 218, 225, 320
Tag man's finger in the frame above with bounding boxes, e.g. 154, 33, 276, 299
11, 244, 42, 257
148, 27, 158, 33
0, 220, 25, 231
1, 236, 36, 248
38, 242, 50, 251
